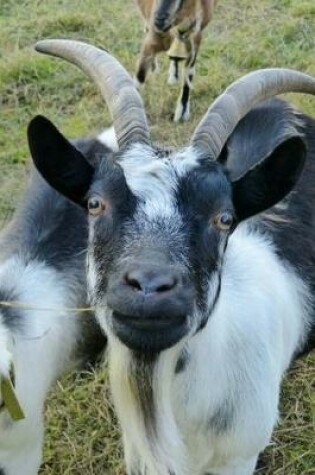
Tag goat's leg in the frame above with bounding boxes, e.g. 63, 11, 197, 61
0, 420, 43, 475
0, 303, 78, 474
173, 32, 202, 122
0, 324, 43, 475
135, 31, 171, 87
0, 335, 43, 475
173, 55, 195, 122
173, 0, 217, 120
151, 56, 159, 74
168, 58, 181, 85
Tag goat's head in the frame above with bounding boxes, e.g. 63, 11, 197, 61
154, 0, 184, 32
29, 40, 315, 353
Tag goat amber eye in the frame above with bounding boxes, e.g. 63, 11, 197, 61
88, 197, 107, 216
213, 211, 234, 231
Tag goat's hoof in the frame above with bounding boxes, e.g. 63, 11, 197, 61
133, 76, 145, 90
168, 75, 179, 86
133, 76, 141, 90
174, 102, 190, 122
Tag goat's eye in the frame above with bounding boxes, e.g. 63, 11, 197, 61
213, 211, 234, 231
88, 197, 107, 216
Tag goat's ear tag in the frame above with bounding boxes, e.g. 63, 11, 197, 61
0, 374, 25, 421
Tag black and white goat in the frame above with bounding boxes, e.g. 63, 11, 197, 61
135, 0, 218, 121
29, 40, 315, 475
0, 139, 106, 474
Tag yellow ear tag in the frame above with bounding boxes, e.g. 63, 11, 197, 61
0, 374, 25, 421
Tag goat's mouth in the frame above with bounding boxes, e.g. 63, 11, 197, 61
112, 311, 189, 352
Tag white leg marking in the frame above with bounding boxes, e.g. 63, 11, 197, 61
168, 60, 179, 85
174, 98, 190, 122
151, 57, 159, 74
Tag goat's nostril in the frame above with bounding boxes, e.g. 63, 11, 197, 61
154, 16, 171, 32
156, 278, 177, 293
124, 268, 178, 294
125, 274, 143, 291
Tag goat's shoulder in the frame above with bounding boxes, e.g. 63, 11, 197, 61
0, 168, 87, 272
224, 222, 314, 357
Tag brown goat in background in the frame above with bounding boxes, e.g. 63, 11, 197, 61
135, 0, 218, 121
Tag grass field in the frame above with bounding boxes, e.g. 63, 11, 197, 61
0, 0, 314, 473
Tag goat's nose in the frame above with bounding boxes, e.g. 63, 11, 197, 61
125, 267, 178, 295
154, 16, 171, 32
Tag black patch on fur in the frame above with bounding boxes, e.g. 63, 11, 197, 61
0, 468, 5, 475
155, 0, 185, 22
91, 162, 137, 302
175, 346, 190, 374
89, 158, 135, 212
2, 172, 88, 274
209, 399, 234, 434
189, 54, 197, 68
130, 352, 157, 438
180, 83, 190, 116
174, 59, 179, 80
76, 311, 107, 367
137, 67, 146, 84
195, 275, 221, 334
269, 115, 315, 355
73, 137, 112, 168
176, 162, 232, 313
0, 288, 23, 333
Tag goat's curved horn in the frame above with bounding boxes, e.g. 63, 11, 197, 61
35, 39, 151, 150
191, 69, 315, 158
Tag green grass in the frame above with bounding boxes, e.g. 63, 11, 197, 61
0, 0, 314, 473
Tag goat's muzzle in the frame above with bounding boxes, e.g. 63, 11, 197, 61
107, 261, 194, 352
154, 16, 172, 33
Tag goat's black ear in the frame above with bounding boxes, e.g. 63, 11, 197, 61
232, 136, 306, 221
28, 115, 94, 206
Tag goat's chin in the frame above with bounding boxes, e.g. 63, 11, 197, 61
111, 311, 189, 353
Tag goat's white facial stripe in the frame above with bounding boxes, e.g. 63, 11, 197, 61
119, 144, 200, 219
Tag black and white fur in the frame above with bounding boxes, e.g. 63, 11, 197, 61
0, 139, 107, 475
29, 99, 314, 475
